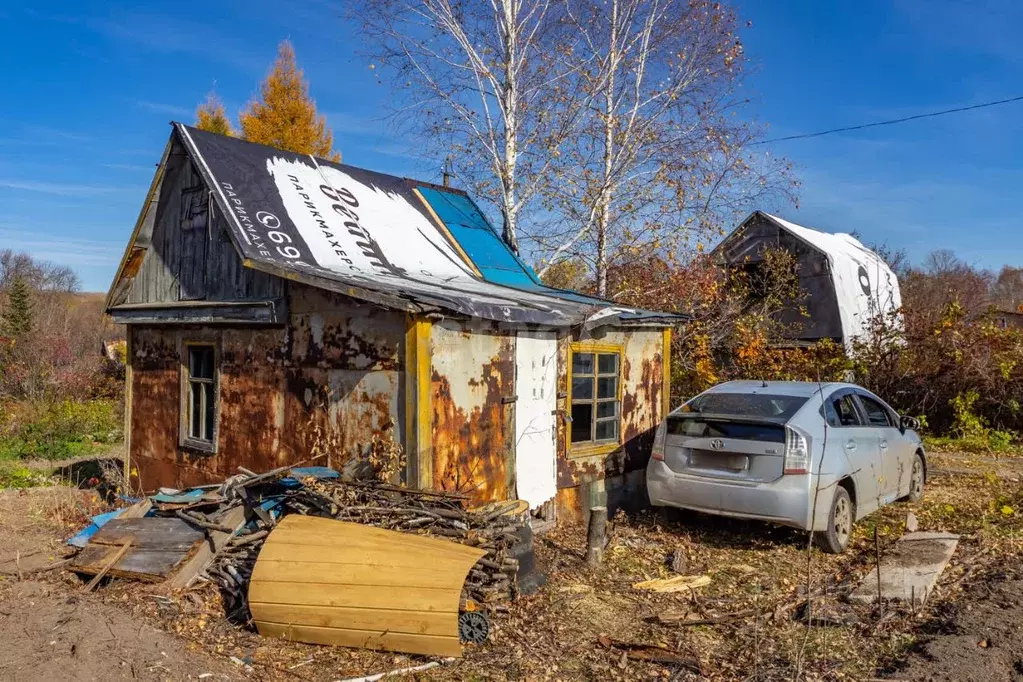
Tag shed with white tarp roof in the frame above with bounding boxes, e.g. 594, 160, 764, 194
714, 211, 901, 348
106, 124, 682, 522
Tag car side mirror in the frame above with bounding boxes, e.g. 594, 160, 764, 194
899, 415, 920, 433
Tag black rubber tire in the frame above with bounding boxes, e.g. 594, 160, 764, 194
814, 486, 854, 554
906, 453, 925, 503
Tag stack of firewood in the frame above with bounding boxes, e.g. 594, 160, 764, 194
200, 476, 525, 622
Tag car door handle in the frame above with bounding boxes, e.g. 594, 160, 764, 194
845, 441, 857, 451
880, 440, 889, 451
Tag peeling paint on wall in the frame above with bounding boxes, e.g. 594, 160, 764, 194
430, 319, 513, 505
129, 284, 404, 490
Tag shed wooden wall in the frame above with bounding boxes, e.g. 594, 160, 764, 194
128, 284, 405, 491
126, 141, 282, 306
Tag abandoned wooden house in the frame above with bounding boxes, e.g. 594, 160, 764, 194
714, 211, 901, 349
105, 124, 680, 520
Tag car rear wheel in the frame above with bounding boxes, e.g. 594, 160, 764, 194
815, 487, 853, 554
906, 453, 925, 503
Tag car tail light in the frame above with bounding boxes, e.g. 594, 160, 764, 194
783, 427, 809, 474
651, 421, 667, 461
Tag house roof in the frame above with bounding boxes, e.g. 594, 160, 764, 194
717, 211, 902, 345
107, 124, 680, 329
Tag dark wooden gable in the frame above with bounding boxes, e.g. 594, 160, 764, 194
122, 138, 283, 309
720, 213, 843, 343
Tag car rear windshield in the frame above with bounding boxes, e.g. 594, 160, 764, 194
684, 392, 809, 420
666, 418, 786, 442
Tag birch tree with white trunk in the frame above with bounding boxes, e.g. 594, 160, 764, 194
354, 0, 583, 253
533, 0, 795, 297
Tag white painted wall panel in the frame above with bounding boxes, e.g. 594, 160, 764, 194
514, 331, 557, 508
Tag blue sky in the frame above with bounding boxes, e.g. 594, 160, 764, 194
0, 0, 1020, 291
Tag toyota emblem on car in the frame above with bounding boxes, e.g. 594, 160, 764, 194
710, 438, 725, 450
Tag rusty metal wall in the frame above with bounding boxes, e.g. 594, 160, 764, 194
554, 328, 666, 522
129, 283, 405, 491
429, 319, 514, 505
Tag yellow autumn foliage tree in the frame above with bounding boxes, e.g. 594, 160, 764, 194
195, 92, 235, 136
239, 40, 339, 161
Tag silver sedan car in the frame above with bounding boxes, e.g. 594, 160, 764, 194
646, 381, 926, 553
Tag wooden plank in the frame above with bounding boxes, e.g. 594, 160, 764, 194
119, 498, 153, 520
167, 505, 246, 589
108, 301, 284, 325
248, 580, 455, 612
262, 527, 480, 558
250, 560, 461, 589
248, 603, 452, 636
73, 546, 190, 581
84, 517, 205, 550
255, 622, 461, 658
248, 516, 483, 657
254, 542, 475, 570
84, 540, 132, 591
271, 515, 475, 555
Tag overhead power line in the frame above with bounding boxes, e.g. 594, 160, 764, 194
755, 94, 1023, 145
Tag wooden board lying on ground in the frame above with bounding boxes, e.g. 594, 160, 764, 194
71, 517, 206, 581
167, 505, 246, 589
248, 515, 485, 658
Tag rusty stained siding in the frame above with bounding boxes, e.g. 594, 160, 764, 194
555, 327, 665, 521
429, 319, 514, 505
129, 283, 405, 491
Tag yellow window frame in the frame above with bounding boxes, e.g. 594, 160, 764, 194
567, 341, 624, 458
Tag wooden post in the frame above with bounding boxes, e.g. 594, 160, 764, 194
585, 506, 608, 566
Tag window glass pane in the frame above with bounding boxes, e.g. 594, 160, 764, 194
189, 382, 202, 439
597, 401, 618, 419
597, 376, 617, 399
859, 395, 891, 427
572, 376, 594, 400
832, 395, 861, 426
202, 348, 214, 378
204, 384, 215, 440
687, 393, 808, 420
572, 352, 594, 375
189, 347, 214, 379
595, 419, 618, 441
598, 353, 618, 375
571, 404, 593, 443
823, 400, 840, 428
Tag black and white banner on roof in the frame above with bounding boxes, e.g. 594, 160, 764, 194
178, 125, 474, 286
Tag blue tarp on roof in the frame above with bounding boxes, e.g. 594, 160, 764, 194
417, 187, 541, 289
416, 185, 620, 307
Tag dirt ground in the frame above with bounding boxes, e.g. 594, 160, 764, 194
0, 451, 1022, 681
0, 488, 239, 681
884, 574, 1023, 682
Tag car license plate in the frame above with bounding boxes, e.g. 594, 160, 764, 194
691, 450, 749, 472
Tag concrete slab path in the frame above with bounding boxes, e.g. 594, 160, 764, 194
849, 531, 959, 606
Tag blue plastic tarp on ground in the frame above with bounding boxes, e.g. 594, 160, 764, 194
67, 508, 126, 548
